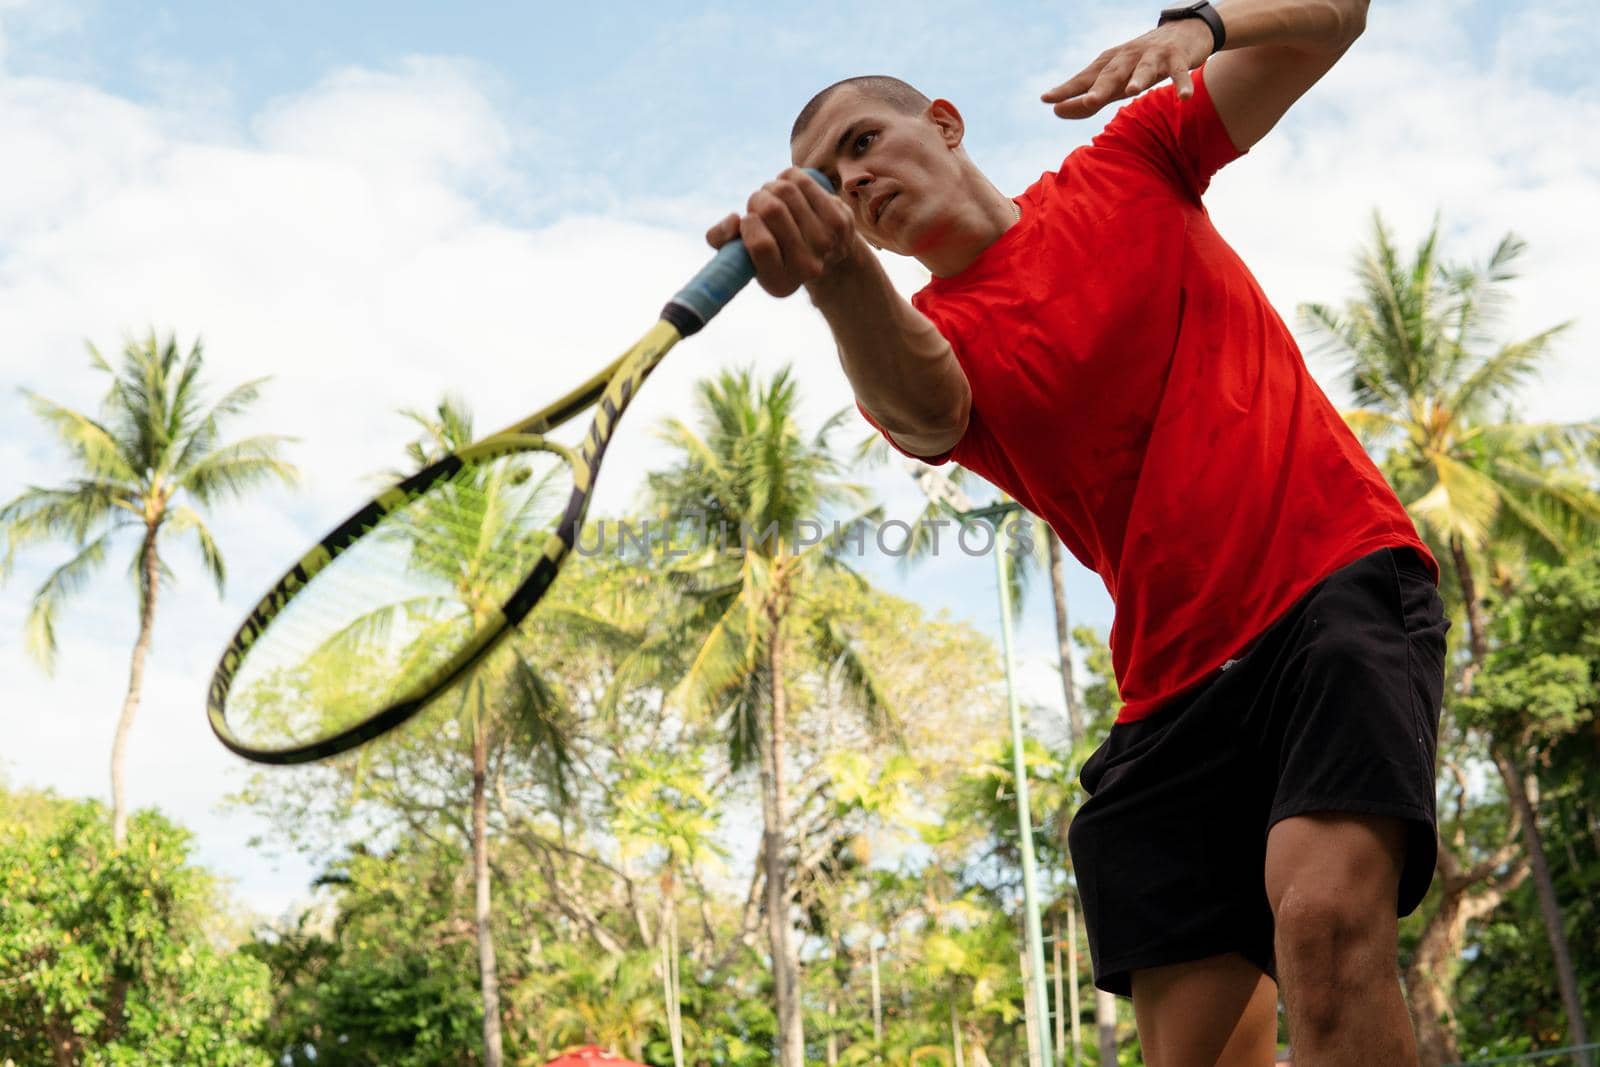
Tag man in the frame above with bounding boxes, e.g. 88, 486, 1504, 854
706, 1, 1450, 1064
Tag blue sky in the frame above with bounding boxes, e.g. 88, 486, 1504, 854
1, 0, 1596, 917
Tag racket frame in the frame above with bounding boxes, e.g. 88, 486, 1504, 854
208, 321, 681, 764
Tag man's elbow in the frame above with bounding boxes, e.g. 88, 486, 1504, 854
883, 392, 971, 459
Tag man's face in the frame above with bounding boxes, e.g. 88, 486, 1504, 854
790, 89, 964, 257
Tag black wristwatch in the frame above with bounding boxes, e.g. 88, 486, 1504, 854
1158, 0, 1226, 54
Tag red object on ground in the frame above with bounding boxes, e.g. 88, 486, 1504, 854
540, 1047, 650, 1067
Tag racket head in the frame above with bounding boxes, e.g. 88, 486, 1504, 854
207, 434, 581, 764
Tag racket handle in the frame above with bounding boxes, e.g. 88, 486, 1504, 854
661, 168, 836, 336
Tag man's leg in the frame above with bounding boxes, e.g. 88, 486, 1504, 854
1265, 811, 1418, 1066
1130, 952, 1278, 1067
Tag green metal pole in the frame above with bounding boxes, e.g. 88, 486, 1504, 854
993, 508, 1054, 1067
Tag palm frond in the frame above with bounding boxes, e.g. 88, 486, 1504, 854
1408, 452, 1502, 546
813, 616, 900, 745
1340, 408, 1408, 452
796, 503, 884, 568
500, 650, 573, 805
177, 438, 299, 506
165, 375, 272, 479
1296, 301, 1361, 365
20, 391, 139, 485
1444, 323, 1572, 422
717, 666, 767, 773
810, 405, 854, 449
667, 600, 754, 718
1, 483, 135, 574
24, 529, 120, 671
164, 505, 226, 594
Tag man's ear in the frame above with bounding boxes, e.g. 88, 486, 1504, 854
926, 99, 965, 148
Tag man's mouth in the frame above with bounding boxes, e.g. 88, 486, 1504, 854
871, 192, 898, 225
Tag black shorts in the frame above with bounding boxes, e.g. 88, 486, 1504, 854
1066, 546, 1448, 997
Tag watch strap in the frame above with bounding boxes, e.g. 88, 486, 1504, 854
1159, 0, 1226, 54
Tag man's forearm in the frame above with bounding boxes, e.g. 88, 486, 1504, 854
1214, 0, 1367, 52
806, 238, 970, 449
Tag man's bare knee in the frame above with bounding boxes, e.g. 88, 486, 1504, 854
1267, 813, 1409, 1044
1274, 886, 1398, 1034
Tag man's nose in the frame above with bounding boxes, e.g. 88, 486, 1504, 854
841, 169, 873, 202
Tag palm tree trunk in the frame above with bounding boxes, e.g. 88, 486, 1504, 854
762, 602, 805, 1067
660, 870, 686, 1067
1067, 901, 1082, 1066
1045, 529, 1080, 745
1449, 534, 1488, 681
967, 1022, 994, 1067
472, 710, 505, 1067
1053, 919, 1066, 1066
110, 529, 160, 848
870, 936, 883, 1055
827, 930, 844, 1067
1491, 746, 1592, 1066
827, 991, 840, 1066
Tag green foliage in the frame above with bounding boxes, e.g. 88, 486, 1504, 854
1458, 556, 1600, 742
1451, 556, 1600, 1052
243, 842, 483, 1066
0, 793, 272, 1065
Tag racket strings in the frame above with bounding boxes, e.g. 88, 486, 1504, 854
224, 449, 574, 748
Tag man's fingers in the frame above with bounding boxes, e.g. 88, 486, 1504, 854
1173, 65, 1196, 99
738, 213, 793, 297
1041, 54, 1107, 103
785, 168, 855, 265
744, 186, 830, 297
706, 212, 740, 249
770, 173, 842, 263
1051, 53, 1137, 117
751, 185, 824, 278
1123, 49, 1170, 95
711, 169, 851, 298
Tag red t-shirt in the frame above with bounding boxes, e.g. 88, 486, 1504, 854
868, 65, 1435, 724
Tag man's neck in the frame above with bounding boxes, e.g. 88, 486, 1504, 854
918, 189, 1020, 278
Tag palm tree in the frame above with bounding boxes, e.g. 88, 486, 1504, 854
535, 943, 665, 1061
610, 747, 726, 1067
1300, 213, 1600, 1066
1, 332, 297, 847
391, 395, 573, 1067
643, 366, 892, 1067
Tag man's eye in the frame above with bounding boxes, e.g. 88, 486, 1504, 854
854, 131, 877, 152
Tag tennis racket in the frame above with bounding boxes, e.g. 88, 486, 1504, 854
208, 169, 835, 764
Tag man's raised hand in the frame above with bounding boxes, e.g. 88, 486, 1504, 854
1041, 19, 1214, 119
706, 167, 858, 298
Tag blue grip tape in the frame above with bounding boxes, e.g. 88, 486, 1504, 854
664, 168, 835, 333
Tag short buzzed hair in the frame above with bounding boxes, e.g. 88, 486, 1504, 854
790, 75, 932, 143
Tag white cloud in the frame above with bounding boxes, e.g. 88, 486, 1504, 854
253, 58, 516, 192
